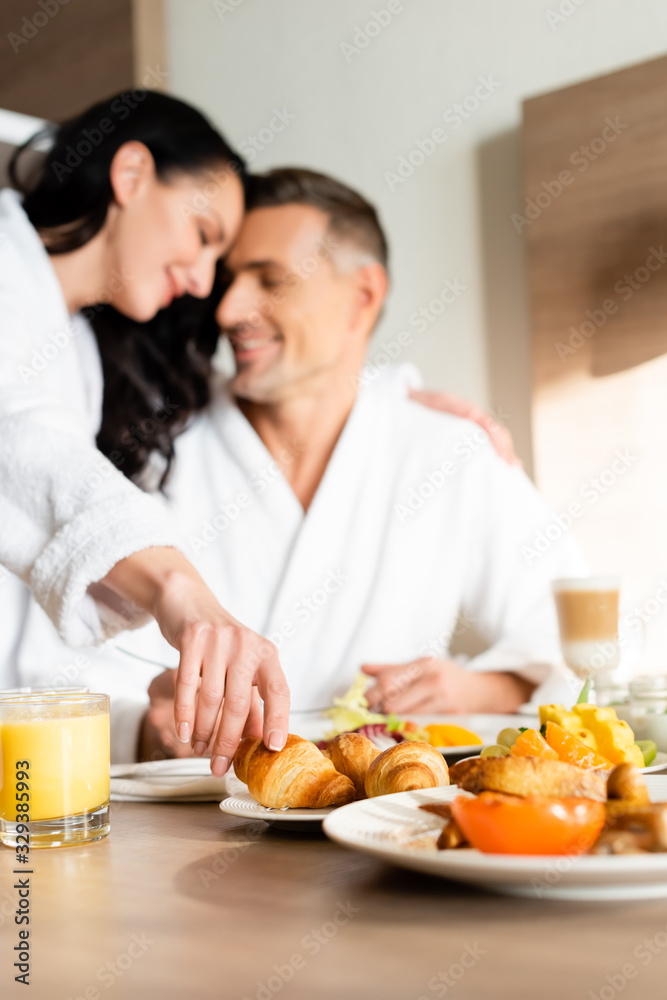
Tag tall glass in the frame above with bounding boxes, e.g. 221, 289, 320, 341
552, 577, 620, 691
0, 693, 110, 848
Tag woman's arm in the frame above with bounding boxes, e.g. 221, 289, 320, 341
101, 548, 289, 774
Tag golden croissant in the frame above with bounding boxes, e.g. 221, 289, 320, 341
321, 732, 381, 799
233, 734, 355, 809
365, 741, 449, 797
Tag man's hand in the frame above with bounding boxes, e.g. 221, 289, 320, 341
409, 389, 521, 467
139, 669, 194, 762
362, 658, 533, 714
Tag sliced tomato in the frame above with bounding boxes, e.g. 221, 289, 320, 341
451, 792, 605, 855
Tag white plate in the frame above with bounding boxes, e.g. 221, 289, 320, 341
323, 775, 667, 900
219, 773, 335, 824
451, 750, 667, 774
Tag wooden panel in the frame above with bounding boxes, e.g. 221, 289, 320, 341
524, 55, 667, 671
0, 0, 134, 121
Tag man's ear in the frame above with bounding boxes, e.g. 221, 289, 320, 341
351, 261, 389, 336
109, 141, 156, 207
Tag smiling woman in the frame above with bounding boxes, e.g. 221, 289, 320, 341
0, 90, 290, 771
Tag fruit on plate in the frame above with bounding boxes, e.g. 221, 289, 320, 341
543, 722, 613, 770
539, 704, 582, 734
636, 740, 657, 767
450, 792, 606, 855
573, 704, 644, 767
424, 724, 483, 748
510, 729, 558, 760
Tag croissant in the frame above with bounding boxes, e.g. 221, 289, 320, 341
233, 734, 355, 809
364, 741, 449, 797
321, 732, 381, 799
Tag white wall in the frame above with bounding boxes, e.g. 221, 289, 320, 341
165, 0, 667, 470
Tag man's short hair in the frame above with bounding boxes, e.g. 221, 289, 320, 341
246, 167, 389, 271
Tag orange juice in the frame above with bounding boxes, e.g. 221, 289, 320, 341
0, 712, 109, 821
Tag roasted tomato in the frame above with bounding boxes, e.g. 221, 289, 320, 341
451, 792, 605, 855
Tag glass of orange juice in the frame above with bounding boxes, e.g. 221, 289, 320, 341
0, 692, 110, 848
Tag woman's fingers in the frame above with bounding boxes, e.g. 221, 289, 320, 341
243, 689, 264, 740
207, 635, 289, 776
191, 626, 234, 761
173, 624, 210, 744
255, 644, 290, 752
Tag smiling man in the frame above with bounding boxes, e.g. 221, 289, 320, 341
131, 166, 586, 757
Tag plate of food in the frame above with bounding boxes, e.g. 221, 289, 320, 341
219, 730, 451, 827
294, 673, 490, 756
468, 701, 666, 774
323, 756, 667, 901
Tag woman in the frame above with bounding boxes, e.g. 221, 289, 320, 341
0, 90, 288, 775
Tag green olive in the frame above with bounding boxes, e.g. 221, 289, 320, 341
480, 743, 511, 758
497, 728, 522, 749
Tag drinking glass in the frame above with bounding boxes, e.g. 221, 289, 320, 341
552, 577, 620, 692
0, 692, 110, 848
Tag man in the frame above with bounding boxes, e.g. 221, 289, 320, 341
137, 167, 585, 759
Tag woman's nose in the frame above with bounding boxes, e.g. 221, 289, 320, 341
182, 254, 217, 300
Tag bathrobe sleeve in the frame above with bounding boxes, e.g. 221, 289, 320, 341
456, 438, 588, 702
0, 274, 182, 649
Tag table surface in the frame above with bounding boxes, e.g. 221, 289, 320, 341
3, 795, 667, 1000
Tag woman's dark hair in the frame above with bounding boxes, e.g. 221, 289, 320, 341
10, 90, 246, 487
10, 89, 246, 252
93, 268, 227, 490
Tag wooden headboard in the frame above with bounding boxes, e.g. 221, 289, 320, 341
523, 54, 667, 671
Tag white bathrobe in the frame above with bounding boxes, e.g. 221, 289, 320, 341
0, 188, 181, 650
3, 374, 587, 759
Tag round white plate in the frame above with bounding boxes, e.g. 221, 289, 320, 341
451, 751, 667, 774
219, 792, 335, 824
323, 775, 667, 900
219, 773, 335, 823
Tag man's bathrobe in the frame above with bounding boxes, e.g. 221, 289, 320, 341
5, 378, 587, 759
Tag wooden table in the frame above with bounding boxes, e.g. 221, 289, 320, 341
3, 799, 667, 1000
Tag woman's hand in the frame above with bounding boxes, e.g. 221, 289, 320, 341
102, 548, 290, 775
408, 389, 521, 467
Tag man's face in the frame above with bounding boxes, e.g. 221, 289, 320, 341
216, 204, 367, 402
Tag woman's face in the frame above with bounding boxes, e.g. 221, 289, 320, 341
105, 143, 245, 321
